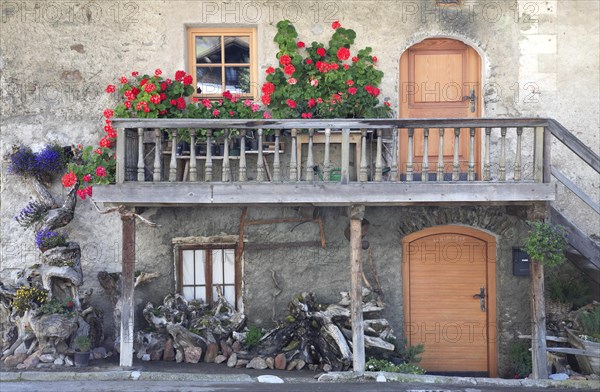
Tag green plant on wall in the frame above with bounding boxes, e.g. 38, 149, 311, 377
522, 221, 568, 267
509, 341, 532, 378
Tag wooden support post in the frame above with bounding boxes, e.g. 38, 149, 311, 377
349, 204, 365, 374
120, 214, 136, 367
530, 259, 548, 379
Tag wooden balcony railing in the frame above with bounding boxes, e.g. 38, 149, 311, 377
93, 117, 600, 206
112, 118, 561, 184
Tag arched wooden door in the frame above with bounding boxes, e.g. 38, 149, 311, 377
399, 38, 482, 178
402, 226, 497, 377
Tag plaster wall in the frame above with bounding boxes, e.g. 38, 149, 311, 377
0, 0, 598, 374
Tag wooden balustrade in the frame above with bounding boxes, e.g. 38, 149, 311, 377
113, 118, 558, 186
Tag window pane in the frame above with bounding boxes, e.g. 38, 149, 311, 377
194, 250, 206, 285
212, 249, 224, 284
183, 286, 194, 301
196, 36, 221, 64
223, 285, 235, 305
224, 36, 250, 63
224, 249, 235, 284
225, 67, 250, 94
196, 67, 222, 95
195, 286, 207, 302
182, 250, 194, 285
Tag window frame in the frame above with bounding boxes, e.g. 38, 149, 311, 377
187, 27, 258, 99
175, 243, 240, 307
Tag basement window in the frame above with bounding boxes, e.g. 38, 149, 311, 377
174, 236, 240, 307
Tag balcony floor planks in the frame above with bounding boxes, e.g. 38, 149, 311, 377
93, 182, 555, 207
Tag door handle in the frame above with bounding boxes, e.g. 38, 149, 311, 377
473, 287, 486, 312
462, 89, 476, 113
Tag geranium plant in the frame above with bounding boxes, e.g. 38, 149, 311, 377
262, 20, 391, 119
62, 69, 195, 198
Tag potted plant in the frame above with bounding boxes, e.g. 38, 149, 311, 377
73, 335, 92, 367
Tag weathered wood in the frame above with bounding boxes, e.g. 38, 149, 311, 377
341, 129, 350, 184
324, 128, 331, 181
307, 129, 315, 181
110, 117, 550, 130
533, 127, 544, 182
116, 126, 126, 184
222, 130, 231, 182
205, 130, 213, 182
543, 128, 552, 183
547, 119, 600, 173
93, 182, 556, 206
244, 241, 321, 250
153, 128, 162, 182
239, 130, 247, 182
169, 130, 178, 182
391, 127, 398, 182
120, 214, 136, 367
515, 128, 523, 182
500, 127, 507, 182
349, 204, 365, 374
422, 128, 429, 182
375, 131, 382, 182
530, 259, 548, 379
550, 207, 600, 268
437, 128, 444, 182
290, 129, 298, 181
546, 347, 600, 357
256, 129, 265, 182
453, 128, 460, 181
359, 130, 368, 182
273, 130, 281, 182
137, 128, 145, 182
517, 334, 568, 343
551, 167, 600, 214
407, 128, 414, 182
484, 128, 491, 181
189, 129, 197, 182
468, 128, 475, 181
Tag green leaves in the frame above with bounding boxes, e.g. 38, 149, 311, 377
523, 221, 568, 267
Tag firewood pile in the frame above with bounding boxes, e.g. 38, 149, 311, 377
137, 288, 396, 371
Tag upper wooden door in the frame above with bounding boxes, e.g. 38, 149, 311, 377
402, 226, 497, 377
399, 39, 481, 178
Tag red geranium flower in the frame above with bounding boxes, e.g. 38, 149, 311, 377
155, 68, 162, 76
183, 75, 193, 85
99, 137, 113, 148
306, 59, 313, 65
352, 56, 359, 62
332, 20, 341, 29
176, 97, 186, 110
297, 41, 305, 48
266, 66, 275, 74
337, 47, 350, 61
83, 174, 92, 183
286, 99, 296, 108
222, 90, 233, 100
175, 70, 186, 81
61, 171, 77, 188
283, 64, 295, 75
316, 47, 326, 57
150, 95, 161, 104
105, 84, 115, 93
144, 83, 156, 93
348, 87, 357, 95
95, 166, 107, 177
279, 54, 291, 66
301, 112, 313, 119
261, 94, 271, 105
212, 109, 220, 117
119, 76, 128, 84
261, 82, 275, 95
131, 71, 139, 76
307, 98, 317, 108
103, 109, 114, 118
372, 56, 378, 62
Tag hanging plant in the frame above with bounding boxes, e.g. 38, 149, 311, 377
522, 221, 568, 267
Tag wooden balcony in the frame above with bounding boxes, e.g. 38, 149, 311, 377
93, 118, 567, 207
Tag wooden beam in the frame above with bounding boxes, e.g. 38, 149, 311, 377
530, 259, 548, 379
244, 241, 321, 250
546, 347, 600, 357
547, 119, 600, 173
93, 182, 556, 206
551, 167, 600, 214
110, 117, 550, 130
120, 214, 136, 367
518, 334, 568, 343
550, 207, 600, 269
349, 205, 365, 374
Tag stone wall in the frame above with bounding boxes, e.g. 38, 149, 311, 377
134, 204, 532, 376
